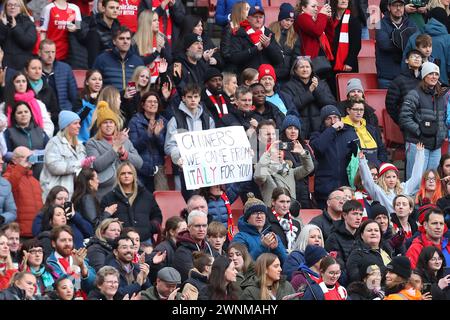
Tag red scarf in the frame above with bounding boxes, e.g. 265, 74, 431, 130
152, 0, 172, 45
58, 257, 75, 276
318, 279, 347, 300
222, 192, 235, 241
149, 35, 161, 84
240, 20, 263, 45
272, 209, 293, 232
392, 223, 412, 239
8, 90, 44, 128
333, 9, 351, 71
206, 89, 228, 118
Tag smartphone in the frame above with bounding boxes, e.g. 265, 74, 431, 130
279, 141, 294, 151
421, 283, 432, 294
261, 225, 271, 235
444, 267, 450, 277
127, 81, 136, 91
63, 201, 73, 214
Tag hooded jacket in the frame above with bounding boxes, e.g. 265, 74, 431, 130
173, 230, 217, 282
232, 216, 288, 264
283, 250, 306, 281
148, 238, 177, 283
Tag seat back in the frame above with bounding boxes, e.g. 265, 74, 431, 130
153, 191, 186, 224
364, 89, 387, 127
231, 197, 244, 232
299, 209, 322, 225
358, 56, 377, 73
382, 109, 404, 145
358, 40, 376, 58
336, 73, 378, 101
73, 69, 87, 92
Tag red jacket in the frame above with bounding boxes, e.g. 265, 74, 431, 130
295, 12, 334, 58
406, 233, 450, 269
3, 164, 43, 237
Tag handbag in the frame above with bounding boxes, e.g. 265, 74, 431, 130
419, 118, 438, 136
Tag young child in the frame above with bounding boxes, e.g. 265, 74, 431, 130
415, 34, 435, 64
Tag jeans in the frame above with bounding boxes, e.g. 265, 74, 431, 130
378, 78, 392, 89
361, 27, 370, 40
405, 142, 441, 180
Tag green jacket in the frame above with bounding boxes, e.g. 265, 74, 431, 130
240, 275, 296, 300
140, 286, 183, 300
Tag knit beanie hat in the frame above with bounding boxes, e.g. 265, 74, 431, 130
378, 163, 398, 177
278, 3, 295, 21
203, 67, 223, 83
304, 245, 328, 267
184, 33, 203, 51
258, 64, 277, 83
386, 256, 412, 280
320, 105, 341, 123
421, 61, 440, 79
346, 78, 364, 96
243, 193, 267, 221
281, 115, 301, 133
96, 100, 119, 128
58, 110, 81, 131
370, 201, 389, 221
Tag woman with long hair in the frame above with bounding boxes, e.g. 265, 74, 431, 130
181, 251, 213, 300
128, 91, 169, 192
416, 169, 443, 206
227, 242, 255, 289
73, 69, 103, 143
0, 233, 17, 290
415, 246, 449, 300
121, 66, 151, 124
71, 168, 118, 226
206, 255, 240, 300
100, 162, 163, 245
269, 3, 301, 82
86, 101, 143, 200
0, 71, 54, 138
90, 85, 125, 136
241, 253, 296, 300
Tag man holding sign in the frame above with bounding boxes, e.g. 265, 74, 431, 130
164, 83, 215, 200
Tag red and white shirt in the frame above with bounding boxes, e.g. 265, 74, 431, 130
118, 0, 140, 33
41, 2, 82, 61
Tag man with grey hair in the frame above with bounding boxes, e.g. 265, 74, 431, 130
186, 195, 208, 214
173, 210, 218, 281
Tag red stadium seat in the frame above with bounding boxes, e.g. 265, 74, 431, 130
231, 197, 244, 232
336, 73, 378, 101
358, 40, 375, 58
358, 56, 377, 73
264, 6, 279, 26
364, 89, 387, 127
154, 191, 186, 224
299, 209, 322, 225
73, 69, 87, 91
382, 109, 405, 160
163, 156, 175, 190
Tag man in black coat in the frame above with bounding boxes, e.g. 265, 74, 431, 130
228, 6, 284, 75
385, 49, 422, 124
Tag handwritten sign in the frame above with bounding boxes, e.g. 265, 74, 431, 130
175, 126, 253, 190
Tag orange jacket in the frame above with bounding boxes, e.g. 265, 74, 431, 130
384, 287, 422, 300
3, 164, 43, 237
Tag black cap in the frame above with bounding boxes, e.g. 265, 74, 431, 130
203, 67, 223, 83
183, 33, 203, 51
386, 256, 412, 280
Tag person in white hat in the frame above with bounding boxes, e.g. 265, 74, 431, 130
399, 61, 448, 180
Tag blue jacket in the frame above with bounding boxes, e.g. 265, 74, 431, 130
232, 216, 287, 264
375, 15, 417, 80
93, 47, 144, 91
46, 251, 96, 294
128, 112, 166, 178
206, 184, 239, 225
282, 250, 305, 281
309, 125, 355, 199
53, 61, 79, 111
0, 177, 16, 224
402, 18, 450, 85
215, 0, 263, 26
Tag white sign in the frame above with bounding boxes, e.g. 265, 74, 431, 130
175, 126, 253, 190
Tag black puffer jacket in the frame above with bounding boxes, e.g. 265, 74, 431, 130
100, 185, 162, 242
385, 68, 421, 124
282, 76, 337, 139
399, 85, 448, 150
0, 14, 37, 70
148, 238, 177, 283
324, 220, 358, 267
86, 236, 114, 272
0, 285, 36, 300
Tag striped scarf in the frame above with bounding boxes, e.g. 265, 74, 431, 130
206, 89, 228, 118
222, 192, 235, 241
333, 9, 351, 71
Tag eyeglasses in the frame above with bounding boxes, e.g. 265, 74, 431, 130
426, 177, 436, 182
430, 257, 443, 262
329, 196, 345, 201
250, 212, 265, 216
29, 249, 43, 255
192, 224, 208, 229
327, 270, 342, 277
146, 100, 158, 104
104, 280, 119, 285
6, 3, 20, 7
350, 108, 365, 113
409, 54, 422, 60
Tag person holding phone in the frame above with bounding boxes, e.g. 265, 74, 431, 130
232, 193, 288, 264
0, 0, 37, 70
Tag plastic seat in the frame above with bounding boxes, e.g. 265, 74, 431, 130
153, 191, 186, 224
364, 89, 387, 127
299, 209, 322, 225
73, 69, 87, 91
336, 73, 378, 101
264, 6, 279, 26
231, 197, 244, 232
382, 109, 405, 160
358, 40, 376, 58
358, 56, 377, 73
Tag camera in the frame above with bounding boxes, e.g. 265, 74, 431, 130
278, 141, 294, 151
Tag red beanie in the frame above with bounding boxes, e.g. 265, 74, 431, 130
258, 64, 276, 83
378, 163, 399, 177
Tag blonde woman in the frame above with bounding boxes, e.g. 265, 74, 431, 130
40, 111, 95, 201
269, 3, 301, 82
133, 10, 171, 82
91, 85, 125, 134
100, 162, 163, 245
86, 218, 122, 271
0, 0, 37, 70
122, 66, 151, 123
241, 253, 296, 300
85, 101, 143, 200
